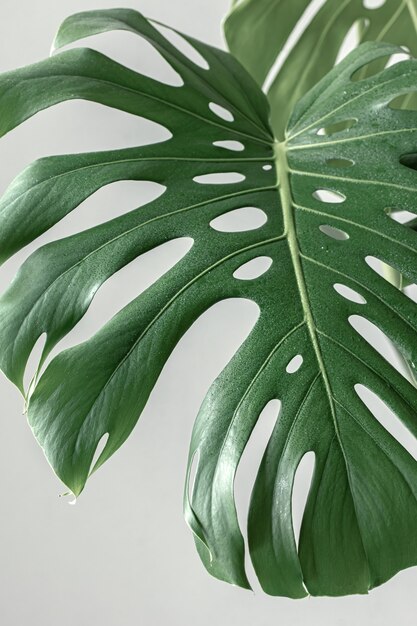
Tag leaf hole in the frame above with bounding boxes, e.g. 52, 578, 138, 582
170, 298, 260, 422
336, 19, 368, 64
326, 157, 354, 169
404, 284, 417, 304
316, 119, 357, 136
365, 255, 415, 296
234, 399, 281, 590
319, 225, 349, 240
179, 297, 261, 380
400, 153, 417, 171
193, 172, 245, 185
23, 333, 47, 396
52, 181, 167, 239
262, 164, 273, 171
187, 449, 200, 503
209, 102, 234, 122
389, 93, 417, 111
286, 354, 303, 374
355, 385, 417, 461
152, 23, 209, 70
49, 238, 194, 354
385, 208, 417, 224
60, 30, 184, 87
333, 283, 367, 304
4, 101, 172, 160
89, 433, 110, 476
365, 255, 386, 278
385, 50, 412, 69
363, 0, 386, 8
233, 256, 272, 280
212, 140, 244, 152
292, 452, 315, 551
210, 207, 267, 232
349, 315, 412, 382
351, 56, 392, 82
313, 189, 346, 204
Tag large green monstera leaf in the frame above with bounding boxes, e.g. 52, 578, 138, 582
224, 0, 417, 138
1, 8, 417, 598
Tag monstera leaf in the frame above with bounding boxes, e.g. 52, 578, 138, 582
1, 8, 417, 598
224, 0, 417, 139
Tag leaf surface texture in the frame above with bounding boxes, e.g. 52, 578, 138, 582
0, 9, 417, 597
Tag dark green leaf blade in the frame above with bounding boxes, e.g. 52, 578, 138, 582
1, 9, 417, 598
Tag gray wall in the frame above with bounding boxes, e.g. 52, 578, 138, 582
0, 1, 415, 624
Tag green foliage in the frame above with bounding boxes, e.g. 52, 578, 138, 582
1, 7, 417, 598
224, 0, 417, 139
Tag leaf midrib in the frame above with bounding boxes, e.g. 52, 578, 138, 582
275, 139, 372, 570
275, 140, 341, 441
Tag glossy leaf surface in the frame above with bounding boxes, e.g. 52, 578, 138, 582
1, 9, 417, 597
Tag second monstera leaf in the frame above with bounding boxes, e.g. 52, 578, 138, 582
224, 0, 417, 138
1, 8, 417, 598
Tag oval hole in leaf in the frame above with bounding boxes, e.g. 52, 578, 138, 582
152, 22, 209, 70
23, 332, 47, 395
313, 189, 346, 204
385, 51, 411, 69
389, 93, 417, 111
187, 449, 200, 503
365, 255, 385, 277
385, 208, 417, 224
351, 56, 392, 82
292, 451, 315, 550
209, 102, 234, 122
333, 283, 367, 304
326, 158, 354, 168
349, 315, 411, 381
213, 140, 244, 152
319, 225, 349, 240
210, 207, 267, 232
355, 384, 417, 461
194, 172, 245, 185
404, 284, 417, 303
89, 433, 110, 476
234, 398, 280, 588
400, 153, 417, 173
262, 164, 273, 171
365, 255, 413, 292
363, 0, 386, 8
316, 119, 357, 136
233, 256, 272, 280
336, 19, 368, 64
286, 354, 303, 374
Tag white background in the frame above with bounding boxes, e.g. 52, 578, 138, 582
0, 1, 416, 624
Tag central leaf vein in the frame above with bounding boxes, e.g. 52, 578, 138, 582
275, 140, 340, 438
